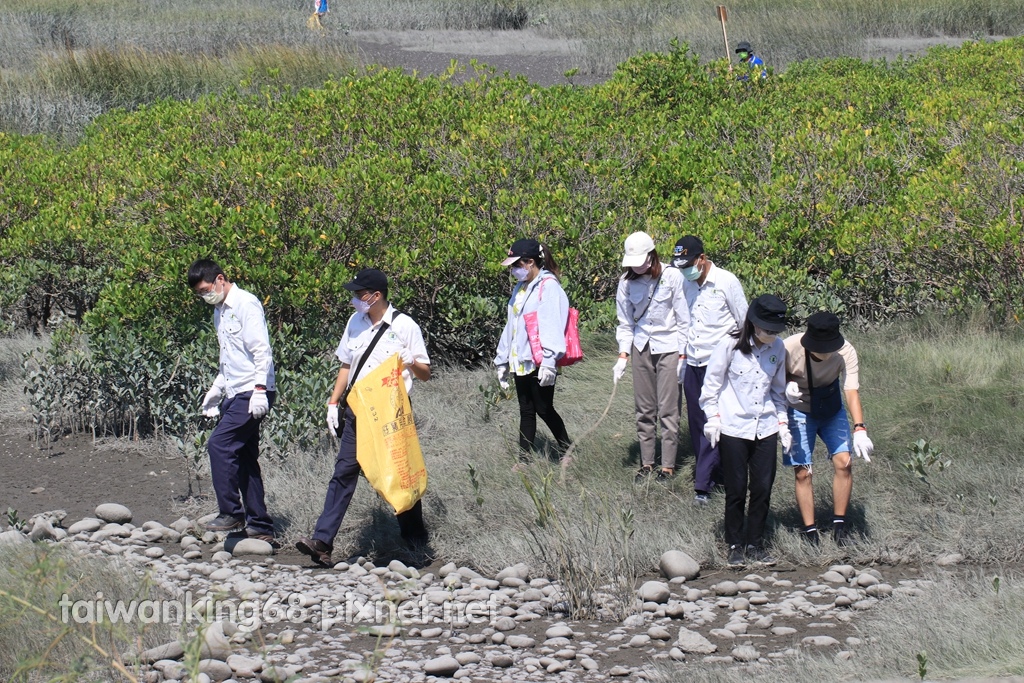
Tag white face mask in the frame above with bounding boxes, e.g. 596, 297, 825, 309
511, 266, 530, 282
754, 327, 777, 345
200, 280, 226, 306
631, 256, 652, 275
351, 295, 374, 314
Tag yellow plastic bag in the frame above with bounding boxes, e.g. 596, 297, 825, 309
347, 353, 428, 514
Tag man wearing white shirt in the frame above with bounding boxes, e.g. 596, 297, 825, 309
296, 268, 432, 567
672, 236, 748, 505
189, 259, 277, 541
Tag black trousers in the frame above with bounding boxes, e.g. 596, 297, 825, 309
514, 370, 571, 456
719, 433, 778, 547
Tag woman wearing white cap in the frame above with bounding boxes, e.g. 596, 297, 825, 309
495, 238, 573, 464
614, 231, 690, 481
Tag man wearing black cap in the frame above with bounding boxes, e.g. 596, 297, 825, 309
783, 312, 874, 546
672, 235, 748, 505
296, 268, 432, 567
735, 41, 766, 79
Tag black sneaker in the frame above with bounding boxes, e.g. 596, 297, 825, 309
727, 545, 745, 568
833, 523, 852, 547
204, 514, 244, 532
693, 492, 710, 507
802, 526, 820, 546
746, 545, 777, 567
634, 466, 654, 483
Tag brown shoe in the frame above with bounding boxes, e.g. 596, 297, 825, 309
295, 536, 333, 567
246, 528, 281, 549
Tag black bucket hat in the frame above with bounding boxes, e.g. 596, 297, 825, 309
747, 294, 788, 333
801, 311, 845, 353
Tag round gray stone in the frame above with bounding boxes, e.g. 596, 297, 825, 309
659, 550, 700, 580
95, 503, 132, 524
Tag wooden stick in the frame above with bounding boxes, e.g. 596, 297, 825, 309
716, 6, 732, 70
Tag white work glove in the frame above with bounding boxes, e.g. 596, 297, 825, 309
778, 422, 792, 453
496, 364, 510, 390
327, 403, 340, 436
400, 348, 414, 368
613, 357, 628, 384
853, 429, 873, 462
703, 415, 722, 448
677, 358, 686, 384
248, 389, 269, 419
538, 365, 556, 387
201, 379, 225, 418
785, 381, 803, 405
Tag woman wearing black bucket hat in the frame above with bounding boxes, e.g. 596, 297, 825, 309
783, 311, 873, 547
700, 295, 790, 568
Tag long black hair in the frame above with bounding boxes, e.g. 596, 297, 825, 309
729, 319, 757, 357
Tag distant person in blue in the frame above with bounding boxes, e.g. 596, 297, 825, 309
735, 41, 767, 79
314, 0, 329, 18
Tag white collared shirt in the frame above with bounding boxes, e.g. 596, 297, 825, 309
336, 304, 430, 394
700, 336, 788, 440
615, 264, 689, 356
683, 263, 748, 366
213, 284, 276, 399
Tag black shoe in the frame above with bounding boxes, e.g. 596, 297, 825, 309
746, 544, 777, 567
693, 492, 710, 507
634, 466, 655, 483
295, 536, 333, 567
656, 468, 675, 481
204, 514, 244, 532
802, 526, 820, 546
833, 523, 852, 547
727, 545, 745, 568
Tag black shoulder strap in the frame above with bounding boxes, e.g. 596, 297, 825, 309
632, 272, 664, 324
340, 319, 391, 404
805, 350, 814, 400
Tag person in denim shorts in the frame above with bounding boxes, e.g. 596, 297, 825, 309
783, 312, 874, 546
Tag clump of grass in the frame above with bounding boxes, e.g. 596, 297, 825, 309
0, 543, 174, 682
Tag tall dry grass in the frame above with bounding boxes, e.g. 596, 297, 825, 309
4, 0, 1024, 137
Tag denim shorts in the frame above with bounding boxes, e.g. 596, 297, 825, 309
783, 407, 851, 468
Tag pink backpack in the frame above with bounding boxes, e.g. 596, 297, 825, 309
523, 277, 583, 368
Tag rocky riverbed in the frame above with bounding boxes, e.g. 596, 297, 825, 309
1, 503, 941, 683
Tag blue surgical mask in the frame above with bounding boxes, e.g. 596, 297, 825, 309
351, 296, 372, 314
681, 265, 701, 281
511, 266, 530, 282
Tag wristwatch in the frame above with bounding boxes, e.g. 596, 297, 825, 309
853, 422, 866, 430
254, 384, 267, 391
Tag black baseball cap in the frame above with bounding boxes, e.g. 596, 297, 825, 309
343, 268, 388, 293
671, 235, 704, 268
501, 238, 543, 267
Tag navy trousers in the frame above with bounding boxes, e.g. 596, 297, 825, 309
683, 363, 720, 493
313, 406, 427, 548
208, 390, 275, 535
719, 433, 778, 547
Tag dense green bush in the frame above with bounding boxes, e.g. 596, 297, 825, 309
3, 38, 1023, 443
